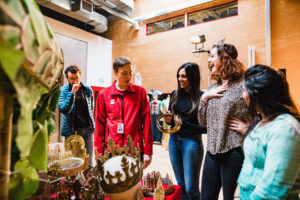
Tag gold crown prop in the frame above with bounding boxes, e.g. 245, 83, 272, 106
93, 136, 142, 194
156, 111, 182, 134
47, 133, 89, 177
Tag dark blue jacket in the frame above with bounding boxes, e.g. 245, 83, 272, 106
58, 83, 95, 137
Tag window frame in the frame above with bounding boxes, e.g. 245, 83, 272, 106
187, 0, 239, 27
146, 14, 186, 36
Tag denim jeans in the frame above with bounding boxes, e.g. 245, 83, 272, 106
77, 128, 94, 167
169, 134, 204, 200
200, 147, 244, 200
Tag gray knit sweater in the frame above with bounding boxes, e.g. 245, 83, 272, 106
198, 79, 248, 154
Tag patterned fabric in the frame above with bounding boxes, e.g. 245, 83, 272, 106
198, 79, 248, 154
238, 114, 300, 200
58, 83, 95, 137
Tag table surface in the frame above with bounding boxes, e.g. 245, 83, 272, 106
104, 184, 181, 200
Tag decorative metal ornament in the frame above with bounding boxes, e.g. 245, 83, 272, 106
64, 132, 86, 159
47, 133, 89, 177
142, 171, 174, 197
156, 112, 182, 134
153, 179, 164, 200
93, 136, 143, 196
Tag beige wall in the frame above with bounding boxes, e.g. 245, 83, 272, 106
46, 17, 113, 87
103, 0, 266, 92
271, 0, 300, 108
45, 17, 112, 142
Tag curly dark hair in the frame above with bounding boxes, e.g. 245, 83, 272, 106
212, 41, 245, 84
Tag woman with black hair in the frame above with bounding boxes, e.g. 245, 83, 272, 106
198, 41, 249, 200
167, 62, 206, 200
238, 65, 300, 199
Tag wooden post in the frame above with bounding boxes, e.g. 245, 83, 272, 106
0, 84, 13, 200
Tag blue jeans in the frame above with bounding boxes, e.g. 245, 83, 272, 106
169, 134, 204, 200
200, 148, 244, 200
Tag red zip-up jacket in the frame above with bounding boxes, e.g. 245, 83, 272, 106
94, 81, 153, 156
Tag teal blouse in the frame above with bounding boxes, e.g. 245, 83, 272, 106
238, 114, 300, 200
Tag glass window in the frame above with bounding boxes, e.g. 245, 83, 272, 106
188, 1, 238, 26
147, 15, 185, 35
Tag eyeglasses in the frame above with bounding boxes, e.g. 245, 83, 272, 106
68, 77, 79, 81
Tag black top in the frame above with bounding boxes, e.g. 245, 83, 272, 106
170, 90, 206, 136
73, 85, 90, 130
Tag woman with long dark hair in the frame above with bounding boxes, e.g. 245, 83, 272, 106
198, 40, 248, 200
167, 62, 206, 200
238, 65, 300, 199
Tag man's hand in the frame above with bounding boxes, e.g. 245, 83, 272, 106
72, 83, 80, 93
143, 154, 152, 169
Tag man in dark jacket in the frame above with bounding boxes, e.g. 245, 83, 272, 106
58, 65, 95, 166
94, 57, 153, 169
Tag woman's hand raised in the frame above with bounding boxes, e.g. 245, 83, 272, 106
201, 85, 228, 102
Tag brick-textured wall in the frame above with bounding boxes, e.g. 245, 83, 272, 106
271, 0, 300, 108
103, 0, 266, 92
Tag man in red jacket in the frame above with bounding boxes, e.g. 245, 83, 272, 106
94, 56, 153, 168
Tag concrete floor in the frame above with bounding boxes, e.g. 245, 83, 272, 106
144, 134, 240, 200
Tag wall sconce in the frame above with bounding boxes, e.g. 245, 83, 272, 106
190, 35, 210, 54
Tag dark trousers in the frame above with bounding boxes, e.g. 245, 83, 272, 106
77, 128, 94, 167
169, 134, 204, 200
200, 148, 244, 200
151, 114, 162, 143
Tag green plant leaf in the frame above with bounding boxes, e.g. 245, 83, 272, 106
29, 121, 48, 171
1, 1, 64, 199
47, 116, 56, 135
0, 0, 25, 26
0, 45, 24, 80
9, 160, 39, 200
49, 86, 60, 111
49, 61, 63, 88
13, 68, 47, 158
33, 50, 52, 75
0, 25, 21, 49
24, 0, 50, 52
21, 14, 39, 64
34, 93, 51, 123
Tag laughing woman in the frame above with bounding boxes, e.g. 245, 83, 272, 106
198, 40, 248, 200
167, 62, 206, 200
238, 65, 300, 199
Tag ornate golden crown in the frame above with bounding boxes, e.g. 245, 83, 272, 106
64, 133, 86, 159
93, 136, 142, 194
47, 133, 89, 177
156, 111, 182, 134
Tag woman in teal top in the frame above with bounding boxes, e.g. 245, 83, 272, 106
237, 65, 300, 199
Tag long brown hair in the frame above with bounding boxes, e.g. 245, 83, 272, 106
212, 40, 245, 84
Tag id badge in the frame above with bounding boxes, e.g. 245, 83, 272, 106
117, 123, 124, 134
